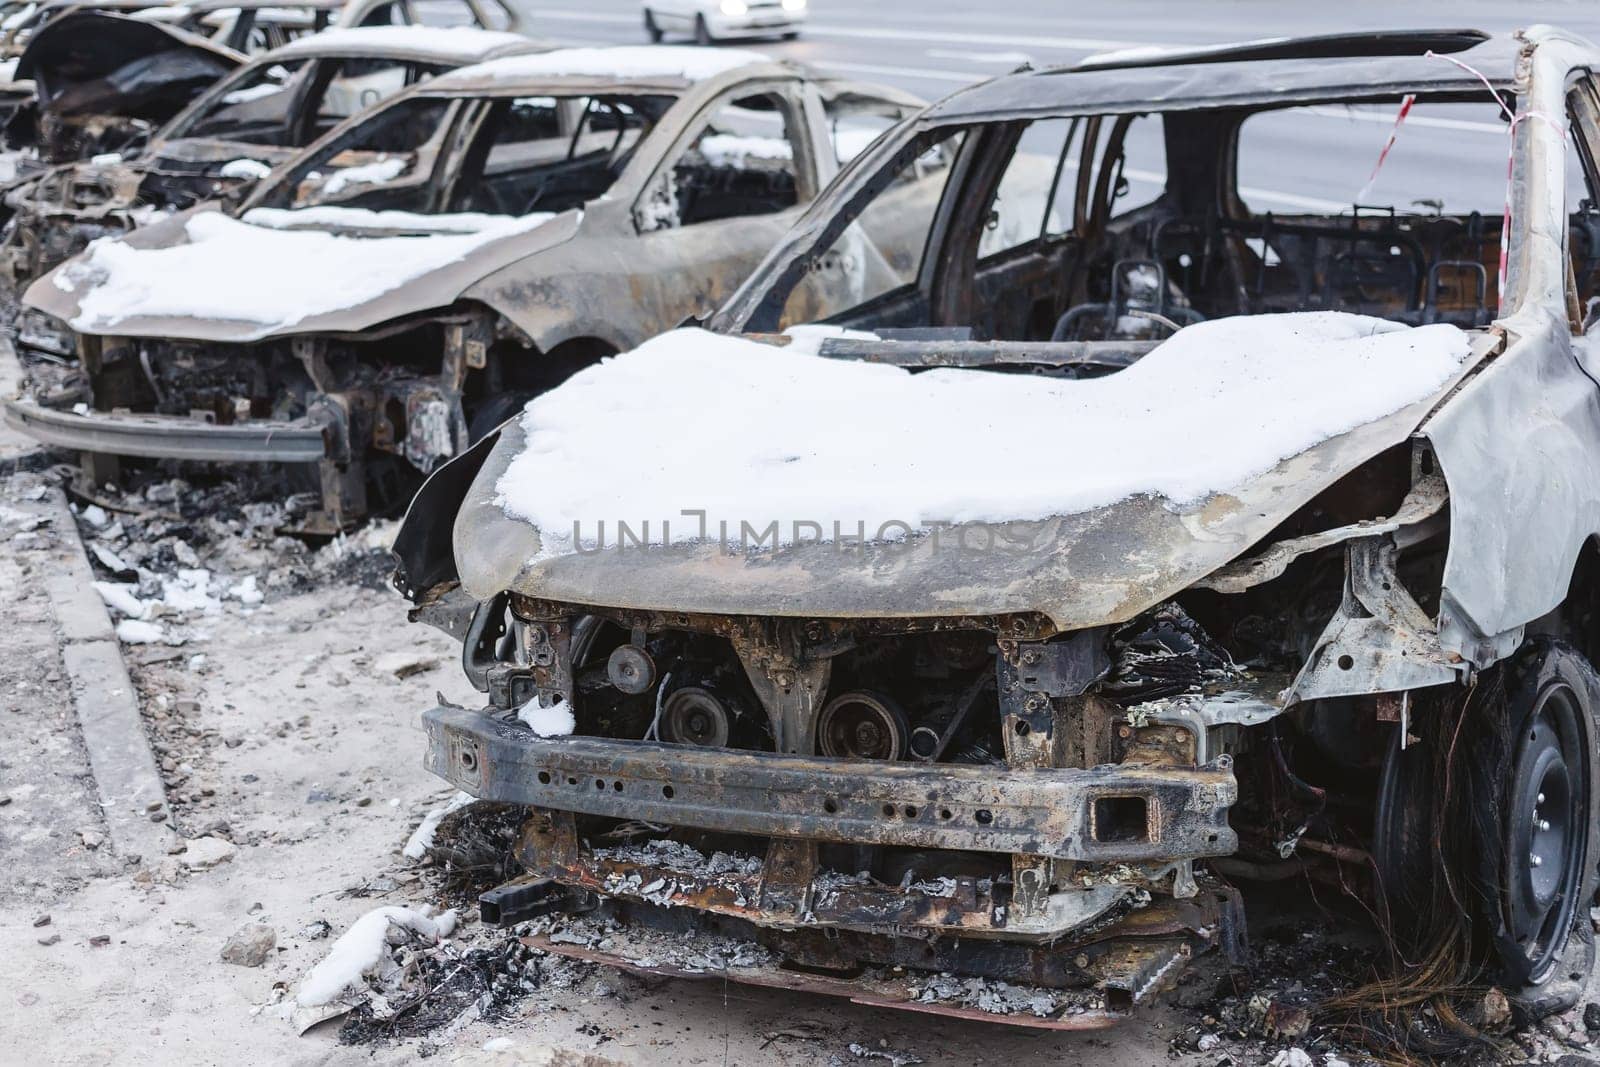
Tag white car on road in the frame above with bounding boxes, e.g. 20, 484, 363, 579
643, 0, 804, 44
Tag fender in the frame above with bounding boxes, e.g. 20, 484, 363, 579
391, 426, 501, 603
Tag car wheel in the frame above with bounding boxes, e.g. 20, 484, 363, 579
1372, 639, 1600, 1024
643, 8, 663, 42
694, 14, 714, 45
1473, 640, 1599, 1021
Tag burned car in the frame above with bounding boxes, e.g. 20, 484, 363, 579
6, 46, 924, 530
0, 25, 548, 296
0, 0, 532, 175
393, 27, 1600, 1029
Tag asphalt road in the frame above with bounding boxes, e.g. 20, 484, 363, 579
520, 0, 1600, 215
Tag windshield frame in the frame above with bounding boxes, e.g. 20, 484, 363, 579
714, 85, 1544, 337
239, 81, 683, 219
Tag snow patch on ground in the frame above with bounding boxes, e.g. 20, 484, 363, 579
401, 791, 475, 860
296, 905, 458, 1007
115, 619, 171, 644
518, 696, 574, 737
94, 581, 151, 619
495, 314, 1472, 554
160, 568, 221, 615
56, 209, 558, 337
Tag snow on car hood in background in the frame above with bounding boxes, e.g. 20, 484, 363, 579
52, 207, 558, 338
495, 313, 1472, 558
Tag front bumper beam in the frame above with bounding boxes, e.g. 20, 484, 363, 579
2, 397, 333, 463
423, 704, 1238, 864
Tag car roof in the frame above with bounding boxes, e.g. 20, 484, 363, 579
924, 28, 1529, 121
265, 25, 547, 64
428, 44, 784, 93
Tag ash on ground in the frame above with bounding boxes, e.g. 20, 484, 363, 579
330, 800, 611, 1052
58, 466, 406, 843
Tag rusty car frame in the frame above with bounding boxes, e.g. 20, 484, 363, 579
390, 27, 1600, 1028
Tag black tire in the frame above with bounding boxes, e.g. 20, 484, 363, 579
643, 9, 663, 42
1471, 639, 1600, 1021
466, 390, 534, 445
694, 14, 713, 45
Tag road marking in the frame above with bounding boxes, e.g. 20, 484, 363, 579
1120, 166, 1348, 212
925, 48, 1032, 65
1303, 105, 1505, 135
529, 9, 635, 24
817, 60, 987, 84
1236, 184, 1350, 213
528, 8, 1162, 52
808, 23, 1151, 52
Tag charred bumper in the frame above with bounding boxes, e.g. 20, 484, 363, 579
1, 396, 336, 463
423, 704, 1238, 864
427, 704, 1246, 1025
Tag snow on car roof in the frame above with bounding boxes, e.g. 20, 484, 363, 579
494, 314, 1473, 558
267, 26, 539, 63
432, 45, 770, 89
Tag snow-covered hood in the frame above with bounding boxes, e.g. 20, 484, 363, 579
23, 203, 582, 342
450, 316, 1492, 627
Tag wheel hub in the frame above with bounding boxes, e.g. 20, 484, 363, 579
1504, 685, 1586, 982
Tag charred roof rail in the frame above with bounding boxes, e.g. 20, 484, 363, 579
1072, 29, 1493, 73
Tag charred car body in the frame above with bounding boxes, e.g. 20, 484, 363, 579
0, 25, 548, 298
6, 46, 923, 530
393, 28, 1600, 1027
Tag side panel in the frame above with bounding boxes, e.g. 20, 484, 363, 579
1426, 315, 1600, 665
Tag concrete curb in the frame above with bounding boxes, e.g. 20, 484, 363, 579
40, 486, 174, 862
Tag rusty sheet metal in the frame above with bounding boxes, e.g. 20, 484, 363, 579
1426, 320, 1600, 666
425, 703, 1238, 864
1283, 536, 1462, 704
523, 930, 1132, 1030
451, 334, 1495, 629
1194, 471, 1448, 594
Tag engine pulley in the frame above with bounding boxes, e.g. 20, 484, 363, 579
662, 685, 732, 747
607, 644, 657, 695
817, 690, 911, 760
